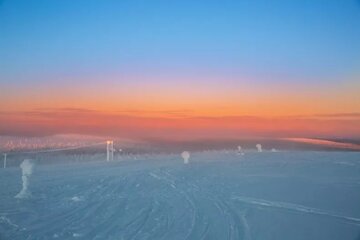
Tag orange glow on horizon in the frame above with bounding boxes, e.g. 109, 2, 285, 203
1, 108, 359, 139
1, 74, 359, 118
1, 75, 359, 139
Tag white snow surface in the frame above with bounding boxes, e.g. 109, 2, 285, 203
1, 151, 360, 240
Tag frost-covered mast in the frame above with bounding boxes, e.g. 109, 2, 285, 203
3, 153, 7, 168
106, 141, 114, 161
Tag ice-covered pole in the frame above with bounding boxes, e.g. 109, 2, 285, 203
15, 159, 35, 199
237, 146, 245, 155
107, 141, 114, 161
3, 153, 6, 168
256, 144, 262, 152
181, 151, 190, 164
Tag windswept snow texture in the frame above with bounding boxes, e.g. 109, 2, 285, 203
1, 151, 360, 240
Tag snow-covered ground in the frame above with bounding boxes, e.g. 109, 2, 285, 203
1, 151, 360, 240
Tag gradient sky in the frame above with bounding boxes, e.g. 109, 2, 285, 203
1, 0, 360, 139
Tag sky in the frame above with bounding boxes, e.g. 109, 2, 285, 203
0, 0, 360, 140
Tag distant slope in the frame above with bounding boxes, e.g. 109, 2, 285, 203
284, 138, 360, 151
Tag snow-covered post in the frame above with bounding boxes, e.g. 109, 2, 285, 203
256, 144, 262, 152
106, 141, 114, 162
15, 159, 35, 199
181, 151, 190, 164
3, 153, 7, 168
237, 146, 245, 156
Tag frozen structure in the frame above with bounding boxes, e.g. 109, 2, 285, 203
3, 153, 7, 168
237, 145, 245, 155
15, 159, 35, 199
106, 141, 114, 161
181, 151, 190, 164
256, 144, 263, 152
271, 148, 277, 152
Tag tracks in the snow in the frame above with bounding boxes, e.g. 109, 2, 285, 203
149, 168, 252, 240
232, 195, 360, 226
3, 160, 359, 240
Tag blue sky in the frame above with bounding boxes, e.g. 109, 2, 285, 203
1, 0, 360, 86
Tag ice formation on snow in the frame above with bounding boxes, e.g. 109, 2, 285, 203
256, 144, 262, 152
181, 151, 190, 164
15, 159, 35, 199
